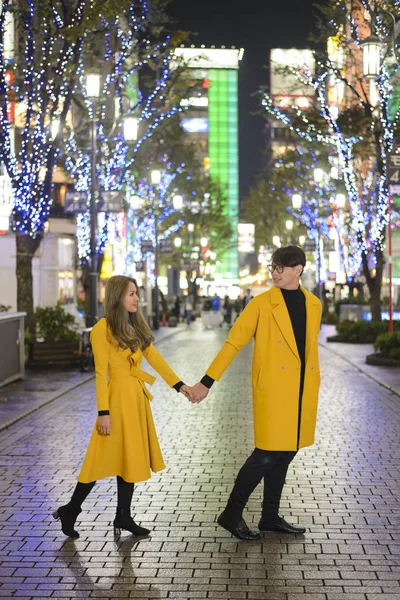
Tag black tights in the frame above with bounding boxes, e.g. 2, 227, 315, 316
225, 448, 297, 522
68, 476, 134, 513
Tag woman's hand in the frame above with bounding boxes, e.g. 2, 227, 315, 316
97, 414, 111, 435
179, 384, 192, 400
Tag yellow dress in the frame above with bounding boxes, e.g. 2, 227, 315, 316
78, 318, 181, 484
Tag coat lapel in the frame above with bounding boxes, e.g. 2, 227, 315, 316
270, 287, 299, 360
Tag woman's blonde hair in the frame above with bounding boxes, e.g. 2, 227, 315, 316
104, 275, 154, 351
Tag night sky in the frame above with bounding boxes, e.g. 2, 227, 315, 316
168, 0, 316, 209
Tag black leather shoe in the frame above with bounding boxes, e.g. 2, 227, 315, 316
217, 512, 261, 540
258, 517, 306, 534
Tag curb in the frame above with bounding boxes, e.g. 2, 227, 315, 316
0, 326, 185, 432
319, 341, 400, 398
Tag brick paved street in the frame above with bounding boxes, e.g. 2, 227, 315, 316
0, 324, 399, 599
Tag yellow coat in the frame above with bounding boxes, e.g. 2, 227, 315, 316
206, 286, 322, 451
78, 318, 181, 484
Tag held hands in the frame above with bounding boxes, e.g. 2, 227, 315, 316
189, 382, 209, 404
179, 384, 193, 401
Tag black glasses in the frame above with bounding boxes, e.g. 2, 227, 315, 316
267, 264, 285, 274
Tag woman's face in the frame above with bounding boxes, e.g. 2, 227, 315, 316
122, 282, 139, 313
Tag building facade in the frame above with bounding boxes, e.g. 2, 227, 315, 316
174, 46, 243, 282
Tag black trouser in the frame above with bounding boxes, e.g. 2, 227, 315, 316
68, 476, 134, 513
224, 448, 297, 522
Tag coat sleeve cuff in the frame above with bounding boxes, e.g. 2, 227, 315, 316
98, 410, 110, 416
173, 381, 185, 392
200, 374, 215, 389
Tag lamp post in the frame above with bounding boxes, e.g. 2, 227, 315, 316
86, 73, 101, 327
360, 11, 398, 333
285, 219, 294, 243
150, 169, 161, 329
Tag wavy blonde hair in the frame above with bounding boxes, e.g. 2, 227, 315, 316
104, 275, 154, 352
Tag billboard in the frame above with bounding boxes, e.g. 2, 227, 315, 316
270, 48, 315, 110
238, 223, 255, 253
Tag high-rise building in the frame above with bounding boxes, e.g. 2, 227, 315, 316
173, 46, 244, 281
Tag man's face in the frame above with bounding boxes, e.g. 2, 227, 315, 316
271, 264, 302, 290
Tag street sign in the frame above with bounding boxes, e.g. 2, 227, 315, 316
99, 190, 124, 212
323, 239, 336, 252
64, 190, 124, 214
304, 238, 316, 252
387, 152, 400, 189
159, 239, 173, 253
141, 240, 153, 254
64, 191, 88, 214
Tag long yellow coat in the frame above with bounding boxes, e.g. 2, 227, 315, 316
78, 318, 181, 484
206, 286, 322, 451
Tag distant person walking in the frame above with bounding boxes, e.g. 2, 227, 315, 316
211, 293, 221, 311
242, 288, 253, 310
53, 276, 191, 539
185, 294, 194, 328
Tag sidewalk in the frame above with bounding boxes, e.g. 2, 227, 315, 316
319, 324, 400, 397
0, 323, 185, 431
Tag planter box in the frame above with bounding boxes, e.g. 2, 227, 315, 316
28, 340, 80, 367
366, 352, 400, 367
168, 316, 178, 328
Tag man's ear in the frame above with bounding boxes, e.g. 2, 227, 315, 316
296, 265, 304, 277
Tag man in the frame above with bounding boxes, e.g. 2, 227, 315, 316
242, 288, 253, 310
190, 246, 322, 540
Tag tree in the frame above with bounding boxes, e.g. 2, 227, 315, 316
0, 0, 179, 333
259, 0, 400, 320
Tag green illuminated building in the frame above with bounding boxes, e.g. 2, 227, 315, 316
174, 47, 243, 281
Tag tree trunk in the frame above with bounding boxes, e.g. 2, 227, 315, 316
363, 248, 383, 322
16, 234, 42, 336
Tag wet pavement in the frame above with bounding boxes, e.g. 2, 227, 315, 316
0, 322, 399, 599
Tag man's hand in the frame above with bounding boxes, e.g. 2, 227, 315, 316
97, 414, 111, 435
190, 382, 209, 404
179, 384, 192, 400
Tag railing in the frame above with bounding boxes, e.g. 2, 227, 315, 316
0, 312, 26, 387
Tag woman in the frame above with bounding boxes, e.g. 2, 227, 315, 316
53, 276, 191, 539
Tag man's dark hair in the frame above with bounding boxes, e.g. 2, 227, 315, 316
271, 245, 306, 268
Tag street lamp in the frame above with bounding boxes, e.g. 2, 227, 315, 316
361, 35, 383, 79
272, 235, 281, 247
335, 193, 346, 209
292, 193, 302, 209
314, 168, 324, 183
151, 169, 161, 185
86, 73, 101, 327
150, 169, 162, 329
173, 195, 183, 210
123, 116, 138, 141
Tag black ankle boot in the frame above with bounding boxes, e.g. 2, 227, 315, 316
52, 504, 82, 538
113, 509, 150, 538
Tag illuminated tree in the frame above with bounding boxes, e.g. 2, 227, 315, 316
260, 0, 400, 320
0, 0, 181, 332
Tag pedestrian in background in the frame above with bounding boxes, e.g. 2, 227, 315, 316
53, 275, 192, 539
173, 295, 181, 321
233, 295, 242, 321
223, 295, 232, 327
185, 294, 194, 328
211, 293, 221, 311
190, 246, 322, 540
242, 288, 253, 310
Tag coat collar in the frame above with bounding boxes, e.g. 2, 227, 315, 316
270, 285, 321, 361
